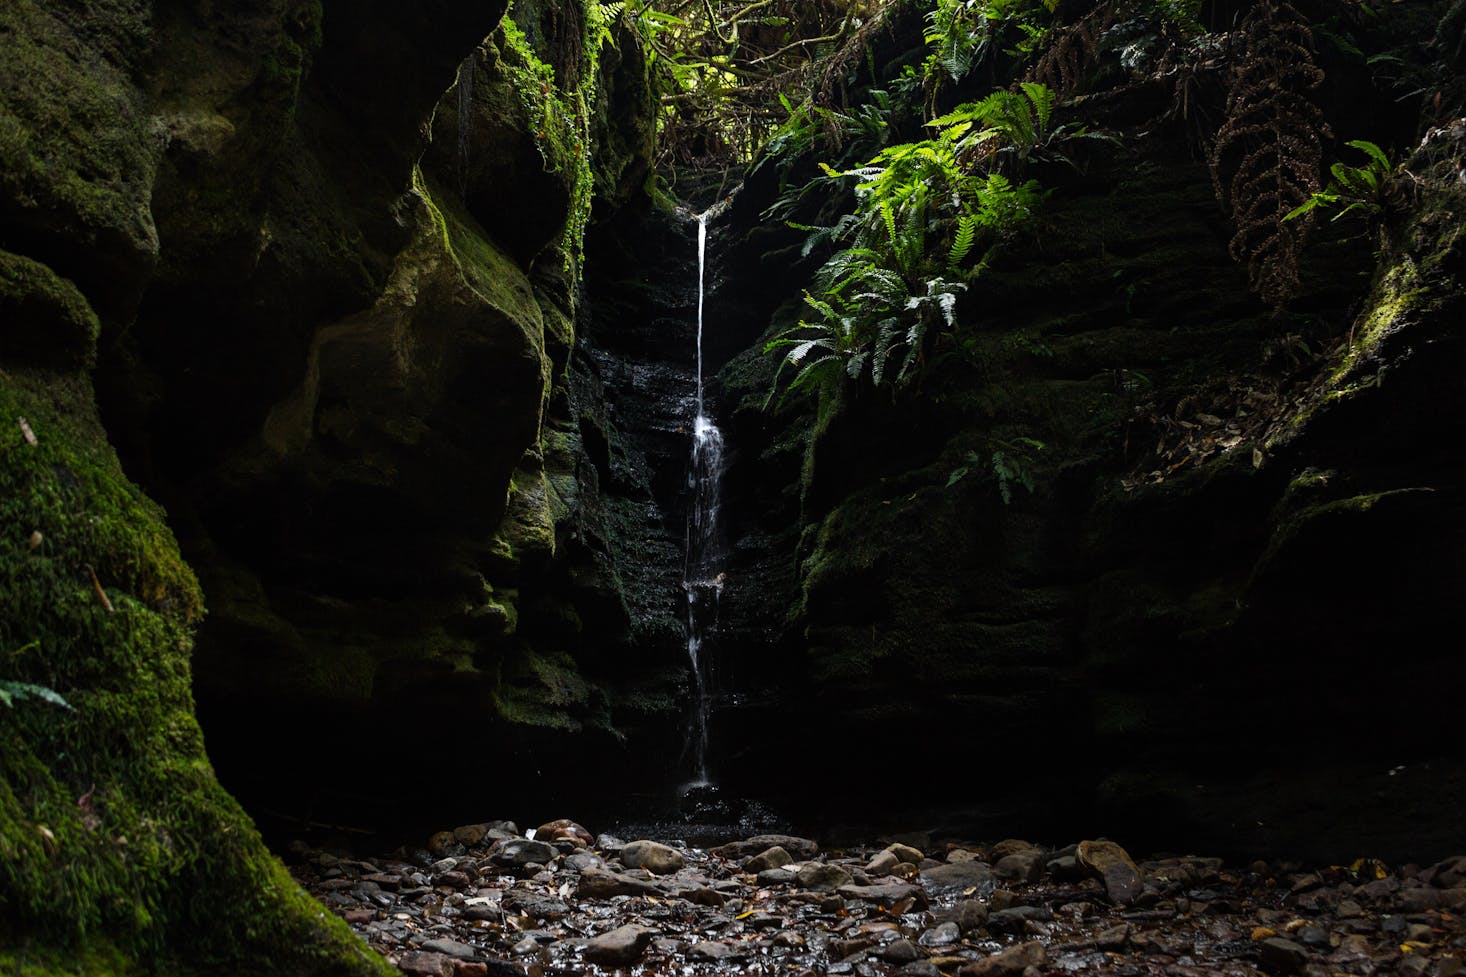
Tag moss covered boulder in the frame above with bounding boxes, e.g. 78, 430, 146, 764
0, 321, 388, 974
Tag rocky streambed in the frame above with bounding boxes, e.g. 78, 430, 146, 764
291, 821, 1466, 977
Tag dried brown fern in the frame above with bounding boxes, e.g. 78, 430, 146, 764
1025, 2, 1118, 98
1209, 0, 1326, 308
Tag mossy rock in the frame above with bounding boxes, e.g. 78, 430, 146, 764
0, 370, 388, 976
0, 0, 161, 314
0, 251, 101, 372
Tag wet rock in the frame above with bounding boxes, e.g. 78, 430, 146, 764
451, 964, 488, 977
994, 849, 1046, 883
462, 901, 500, 921
675, 884, 728, 907
688, 941, 737, 961
429, 833, 465, 857
957, 940, 1046, 977
584, 925, 654, 966
577, 868, 659, 898
452, 824, 491, 847
490, 840, 555, 868
918, 922, 960, 947
399, 951, 453, 977
620, 840, 685, 874
866, 850, 900, 875
745, 846, 794, 873
1407, 923, 1435, 943
920, 862, 994, 900
831, 937, 875, 959
534, 819, 593, 846
758, 867, 798, 885
437, 871, 471, 890
1077, 840, 1143, 905
713, 835, 819, 860
990, 840, 1035, 861
947, 849, 984, 864
1047, 854, 1083, 880
797, 863, 853, 892
1258, 937, 1310, 974
1405, 886, 1449, 911
1096, 923, 1130, 949
1296, 925, 1330, 947
564, 852, 605, 873
1401, 956, 1432, 977
421, 938, 478, 960
956, 899, 989, 932
839, 882, 929, 908
886, 843, 925, 864
503, 891, 569, 920
883, 940, 921, 964
898, 963, 941, 977
363, 872, 403, 889
987, 906, 1052, 933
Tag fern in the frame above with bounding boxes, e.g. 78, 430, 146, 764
948, 213, 981, 271
0, 679, 72, 711
1020, 81, 1054, 134
1209, 0, 1325, 308
1284, 139, 1393, 224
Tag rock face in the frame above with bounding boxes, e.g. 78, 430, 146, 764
0, 0, 660, 970
0, 0, 678, 834
706, 0, 1466, 858
0, 172, 390, 977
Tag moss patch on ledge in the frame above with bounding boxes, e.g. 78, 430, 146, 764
0, 369, 389, 976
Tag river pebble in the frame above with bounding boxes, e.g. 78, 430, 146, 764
291, 824, 1466, 977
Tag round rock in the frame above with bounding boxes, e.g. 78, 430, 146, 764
584, 925, 654, 966
621, 840, 686, 874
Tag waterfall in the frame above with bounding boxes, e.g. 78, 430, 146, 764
683, 212, 725, 787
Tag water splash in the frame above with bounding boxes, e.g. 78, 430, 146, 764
683, 211, 726, 787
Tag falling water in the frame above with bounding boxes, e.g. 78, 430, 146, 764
683, 212, 725, 787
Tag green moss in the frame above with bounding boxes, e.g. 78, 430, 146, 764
0, 1, 160, 265
0, 251, 101, 371
495, 463, 558, 569
0, 371, 389, 975
498, 0, 619, 278
492, 648, 592, 730
412, 166, 549, 341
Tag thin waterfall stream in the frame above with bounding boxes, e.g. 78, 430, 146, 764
682, 210, 725, 789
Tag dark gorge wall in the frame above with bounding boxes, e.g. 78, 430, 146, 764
90, 0, 688, 832
704, 0, 1466, 860
1, 0, 675, 970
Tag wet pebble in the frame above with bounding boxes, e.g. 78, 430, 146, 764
619, 839, 685, 874
293, 824, 1466, 977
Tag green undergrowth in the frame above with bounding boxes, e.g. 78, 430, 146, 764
0, 370, 388, 976
499, 0, 625, 278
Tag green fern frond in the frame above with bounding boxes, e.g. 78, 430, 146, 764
948, 213, 980, 271
1020, 81, 1055, 135
0, 680, 72, 711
